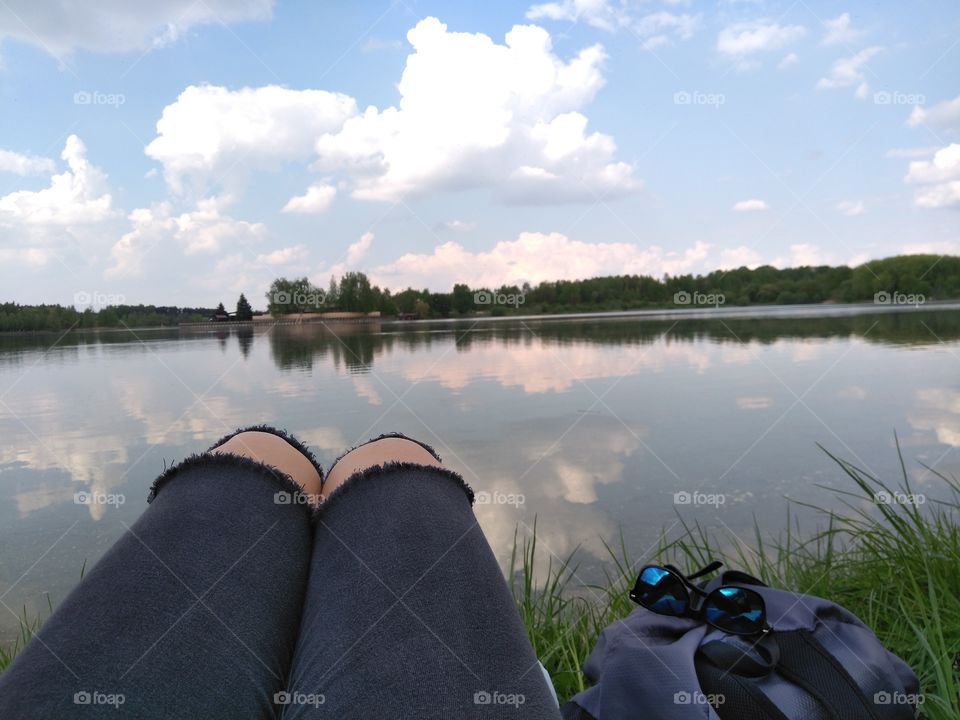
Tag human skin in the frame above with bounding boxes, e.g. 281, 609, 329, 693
212, 431, 323, 500
322, 437, 442, 498
212, 432, 441, 507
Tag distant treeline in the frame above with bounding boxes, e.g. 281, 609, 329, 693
0, 304, 212, 333
269, 254, 960, 318
2, 255, 959, 332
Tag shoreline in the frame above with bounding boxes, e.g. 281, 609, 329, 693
2, 299, 958, 338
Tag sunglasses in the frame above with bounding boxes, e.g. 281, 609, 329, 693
629, 562, 770, 636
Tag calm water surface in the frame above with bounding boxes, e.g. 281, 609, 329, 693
1, 305, 959, 641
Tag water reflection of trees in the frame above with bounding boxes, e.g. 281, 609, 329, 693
265, 310, 960, 372
268, 323, 385, 372
1, 309, 958, 374
237, 327, 254, 359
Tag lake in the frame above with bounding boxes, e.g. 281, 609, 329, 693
1, 304, 959, 642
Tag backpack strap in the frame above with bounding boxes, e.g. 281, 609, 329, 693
698, 635, 779, 677
560, 701, 596, 720
774, 630, 910, 720
696, 649, 791, 720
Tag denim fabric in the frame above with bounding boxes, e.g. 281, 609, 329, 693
0, 455, 314, 719
0, 444, 559, 719
282, 463, 559, 719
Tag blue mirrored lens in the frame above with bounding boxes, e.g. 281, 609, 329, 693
635, 566, 688, 615
704, 587, 764, 634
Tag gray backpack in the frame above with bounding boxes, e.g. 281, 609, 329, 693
561, 568, 920, 720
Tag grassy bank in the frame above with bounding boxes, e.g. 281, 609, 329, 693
3, 445, 958, 719
0, 602, 46, 673
513, 442, 960, 719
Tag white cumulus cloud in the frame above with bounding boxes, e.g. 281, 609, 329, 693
525, 0, 626, 31
719, 246, 764, 269
717, 20, 806, 57
0, 149, 55, 176
816, 46, 882, 99
774, 244, 832, 267
525, 1, 699, 50
0, 135, 113, 225
732, 198, 768, 212
314, 18, 639, 204
145, 19, 635, 207
370, 232, 710, 291
145, 84, 356, 193
255, 245, 309, 266
345, 232, 374, 265
904, 144, 960, 208
281, 183, 337, 214
907, 95, 960, 132
836, 199, 865, 216
821, 13, 863, 46
633, 12, 700, 50
778, 52, 799, 69
106, 196, 266, 277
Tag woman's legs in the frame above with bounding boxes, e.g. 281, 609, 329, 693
0, 428, 321, 719
281, 436, 560, 719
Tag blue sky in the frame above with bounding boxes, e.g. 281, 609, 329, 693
0, 0, 957, 308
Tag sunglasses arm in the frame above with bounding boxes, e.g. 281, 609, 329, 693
686, 560, 723, 580
663, 563, 714, 598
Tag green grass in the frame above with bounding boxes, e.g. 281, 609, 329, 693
512, 440, 960, 719
0, 560, 82, 673
0, 599, 49, 673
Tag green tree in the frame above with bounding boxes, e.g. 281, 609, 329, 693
452, 283, 473, 315
338, 272, 374, 312
266, 277, 320, 315
413, 298, 430, 318
235, 293, 253, 321
327, 275, 340, 310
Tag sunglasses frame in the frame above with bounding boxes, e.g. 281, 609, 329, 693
629, 563, 771, 636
